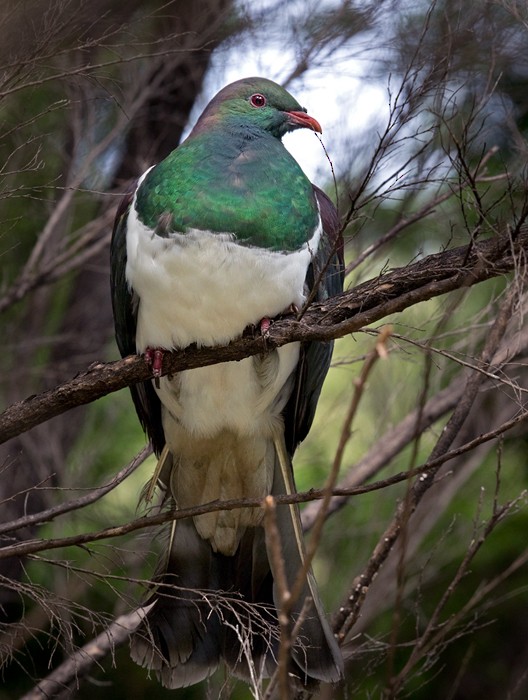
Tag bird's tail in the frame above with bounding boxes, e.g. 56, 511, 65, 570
130, 437, 343, 688
265, 430, 344, 685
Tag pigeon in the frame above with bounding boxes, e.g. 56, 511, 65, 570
110, 76, 344, 689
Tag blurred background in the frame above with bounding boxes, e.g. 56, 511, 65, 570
1, 1, 528, 698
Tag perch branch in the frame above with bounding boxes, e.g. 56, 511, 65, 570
0, 229, 524, 446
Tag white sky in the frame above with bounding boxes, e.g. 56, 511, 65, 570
182, 15, 389, 186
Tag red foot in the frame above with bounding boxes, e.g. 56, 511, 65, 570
259, 317, 272, 335
259, 305, 297, 337
145, 347, 164, 378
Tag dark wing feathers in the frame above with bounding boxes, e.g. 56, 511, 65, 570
283, 185, 344, 455
110, 183, 165, 455
311, 184, 345, 298
110, 185, 137, 359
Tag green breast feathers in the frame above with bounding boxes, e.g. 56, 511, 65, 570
135, 120, 320, 251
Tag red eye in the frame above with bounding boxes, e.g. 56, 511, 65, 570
250, 93, 266, 108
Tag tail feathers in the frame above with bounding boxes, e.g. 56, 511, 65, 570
131, 520, 280, 688
270, 433, 344, 684
130, 593, 221, 688
130, 518, 222, 688
221, 527, 279, 679
130, 436, 343, 688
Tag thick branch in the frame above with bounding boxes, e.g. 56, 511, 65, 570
0, 229, 524, 445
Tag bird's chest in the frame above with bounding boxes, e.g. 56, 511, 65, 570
126, 213, 320, 350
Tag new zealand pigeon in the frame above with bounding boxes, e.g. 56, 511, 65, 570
110, 77, 344, 689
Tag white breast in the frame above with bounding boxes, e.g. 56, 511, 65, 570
125, 195, 321, 351
157, 344, 300, 437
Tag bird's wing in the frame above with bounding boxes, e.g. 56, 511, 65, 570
283, 185, 344, 455
110, 183, 165, 455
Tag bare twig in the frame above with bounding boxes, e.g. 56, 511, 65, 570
19, 609, 146, 700
0, 444, 151, 536
293, 327, 392, 608
334, 282, 520, 642
345, 146, 503, 276
387, 488, 528, 695
1, 406, 526, 562
263, 495, 292, 699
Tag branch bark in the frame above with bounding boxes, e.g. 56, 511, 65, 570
0, 228, 525, 446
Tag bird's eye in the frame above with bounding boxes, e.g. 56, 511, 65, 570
250, 93, 267, 108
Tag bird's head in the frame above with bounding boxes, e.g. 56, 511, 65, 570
190, 77, 322, 140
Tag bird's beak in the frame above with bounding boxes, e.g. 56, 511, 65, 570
286, 110, 323, 134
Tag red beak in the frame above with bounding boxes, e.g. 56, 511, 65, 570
286, 110, 322, 134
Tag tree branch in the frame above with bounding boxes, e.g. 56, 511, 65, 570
18, 609, 146, 700
0, 445, 152, 537
0, 228, 525, 446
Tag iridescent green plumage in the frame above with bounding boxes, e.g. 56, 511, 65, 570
136, 77, 319, 250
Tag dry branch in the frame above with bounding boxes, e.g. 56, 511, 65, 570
18, 609, 146, 700
0, 445, 152, 537
1, 228, 525, 446
334, 283, 521, 642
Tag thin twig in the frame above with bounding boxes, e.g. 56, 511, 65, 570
0, 444, 152, 536
334, 282, 520, 642
292, 327, 392, 608
263, 496, 292, 700
2, 407, 526, 561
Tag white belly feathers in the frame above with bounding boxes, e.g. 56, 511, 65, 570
125, 194, 321, 439
126, 204, 321, 350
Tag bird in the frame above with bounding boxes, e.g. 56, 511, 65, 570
110, 76, 344, 690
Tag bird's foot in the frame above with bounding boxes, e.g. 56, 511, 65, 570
144, 347, 165, 387
259, 317, 272, 336
258, 305, 298, 338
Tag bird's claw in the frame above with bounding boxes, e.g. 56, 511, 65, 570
259, 304, 297, 339
145, 347, 165, 387
259, 317, 272, 336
